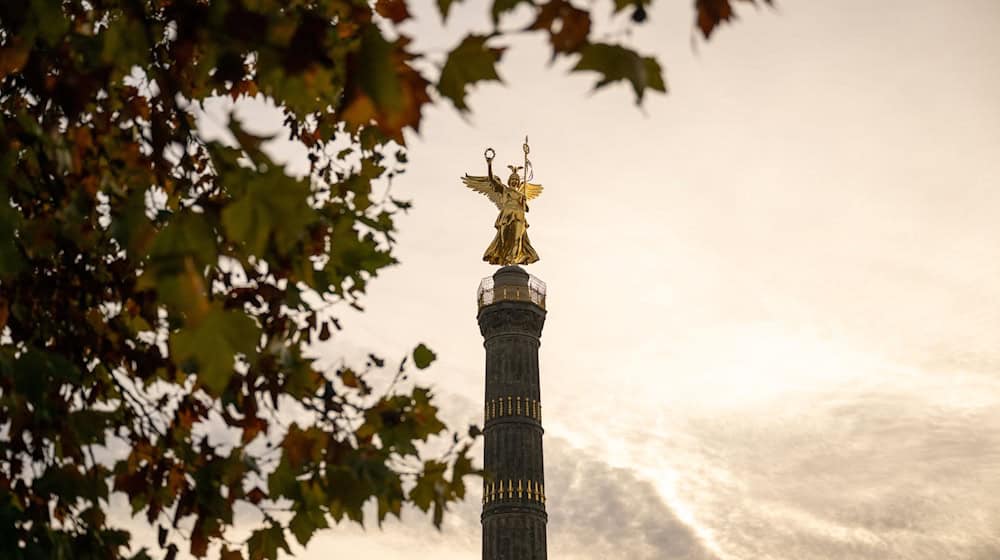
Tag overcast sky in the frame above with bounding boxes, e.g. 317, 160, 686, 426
199, 0, 1000, 558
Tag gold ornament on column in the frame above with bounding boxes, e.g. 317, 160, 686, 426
461, 136, 544, 266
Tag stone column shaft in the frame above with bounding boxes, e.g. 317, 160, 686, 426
478, 266, 547, 560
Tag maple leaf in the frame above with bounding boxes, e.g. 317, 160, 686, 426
169, 308, 260, 396
341, 31, 431, 143
438, 35, 505, 112
437, 0, 463, 21
530, 0, 592, 56
376, 0, 411, 23
695, 0, 771, 39
572, 42, 666, 104
413, 343, 437, 369
491, 0, 532, 24
0, 37, 31, 80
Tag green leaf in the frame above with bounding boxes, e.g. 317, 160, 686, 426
0, 184, 23, 277
571, 42, 666, 104
221, 166, 314, 257
437, 0, 463, 21
30, 0, 69, 46
0, 232, 22, 276
255, 53, 341, 117
322, 218, 396, 289
69, 410, 116, 446
359, 26, 403, 113
247, 524, 290, 560
409, 460, 448, 527
288, 510, 327, 547
613, 0, 650, 13
129, 547, 154, 560
150, 212, 218, 267
14, 350, 81, 402
101, 13, 149, 80
449, 449, 476, 496
437, 35, 504, 112
408, 460, 445, 511
110, 186, 153, 255
284, 360, 323, 399
491, 0, 532, 24
267, 458, 296, 499
169, 308, 260, 396
643, 56, 667, 93
412, 344, 436, 369
411, 387, 446, 438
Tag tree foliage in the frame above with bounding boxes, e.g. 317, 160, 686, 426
0, 0, 761, 558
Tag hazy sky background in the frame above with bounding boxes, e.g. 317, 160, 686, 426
199, 0, 1000, 558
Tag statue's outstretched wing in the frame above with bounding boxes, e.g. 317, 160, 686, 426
524, 183, 543, 200
462, 175, 502, 209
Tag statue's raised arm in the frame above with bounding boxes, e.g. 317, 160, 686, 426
486, 147, 501, 189
461, 148, 505, 209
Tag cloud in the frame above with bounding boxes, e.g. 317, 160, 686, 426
298, 435, 717, 560
679, 371, 1000, 560
545, 439, 719, 560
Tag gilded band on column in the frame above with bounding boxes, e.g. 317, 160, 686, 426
484, 396, 543, 421
483, 479, 546, 504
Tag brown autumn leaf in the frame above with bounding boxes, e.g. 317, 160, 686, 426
240, 415, 268, 444
0, 37, 31, 80
382, 57, 432, 141
530, 0, 592, 55
246, 487, 267, 505
167, 465, 187, 496
376, 0, 411, 23
190, 528, 209, 558
282, 424, 327, 468
341, 91, 378, 131
176, 403, 198, 431
229, 78, 259, 100
340, 368, 360, 388
340, 32, 430, 143
695, 0, 770, 39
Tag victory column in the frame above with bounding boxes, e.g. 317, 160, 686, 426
463, 138, 549, 560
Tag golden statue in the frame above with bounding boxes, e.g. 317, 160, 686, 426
462, 137, 543, 266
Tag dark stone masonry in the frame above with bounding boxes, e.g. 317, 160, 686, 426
477, 266, 548, 560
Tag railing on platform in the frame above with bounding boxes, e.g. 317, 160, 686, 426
477, 274, 547, 310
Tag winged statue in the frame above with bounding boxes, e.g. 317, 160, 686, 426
461, 137, 543, 266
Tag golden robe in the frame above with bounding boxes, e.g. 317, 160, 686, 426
483, 188, 539, 266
